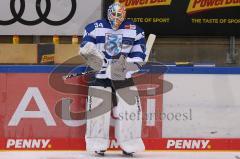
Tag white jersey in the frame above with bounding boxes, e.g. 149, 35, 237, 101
81, 19, 146, 79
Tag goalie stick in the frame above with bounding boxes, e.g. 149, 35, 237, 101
63, 34, 156, 80
144, 34, 156, 62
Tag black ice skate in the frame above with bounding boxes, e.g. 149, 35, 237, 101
122, 150, 134, 157
95, 150, 105, 156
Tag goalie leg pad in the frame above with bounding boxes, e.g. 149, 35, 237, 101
85, 86, 112, 152
85, 138, 109, 152
114, 86, 145, 152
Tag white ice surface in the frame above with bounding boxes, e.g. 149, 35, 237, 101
0, 151, 240, 159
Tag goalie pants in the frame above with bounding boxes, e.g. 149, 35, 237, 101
85, 78, 145, 153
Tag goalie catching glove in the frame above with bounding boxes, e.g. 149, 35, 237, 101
79, 43, 105, 71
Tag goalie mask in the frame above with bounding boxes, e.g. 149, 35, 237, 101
107, 2, 126, 30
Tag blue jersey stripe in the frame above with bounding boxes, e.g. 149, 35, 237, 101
85, 23, 97, 33
128, 52, 146, 60
96, 36, 105, 44
123, 37, 135, 45
134, 38, 146, 45
82, 36, 96, 44
103, 51, 122, 59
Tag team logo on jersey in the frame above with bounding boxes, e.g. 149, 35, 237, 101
105, 34, 123, 56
